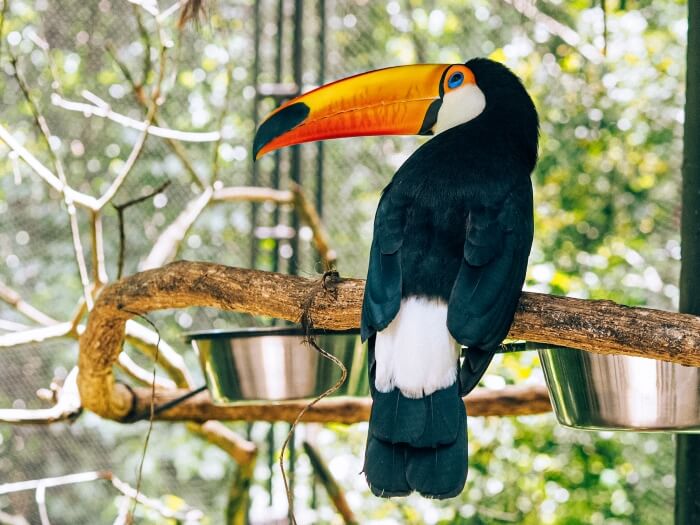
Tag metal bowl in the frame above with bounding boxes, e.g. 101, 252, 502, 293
185, 327, 367, 405
538, 347, 700, 432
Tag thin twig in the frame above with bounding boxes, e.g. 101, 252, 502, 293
0, 510, 31, 525
122, 313, 160, 522
131, 3, 153, 86
90, 210, 109, 285
0, 124, 98, 209
503, 0, 603, 63
0, 319, 29, 332
0, 471, 203, 522
96, 104, 156, 210
35, 483, 51, 525
211, 43, 235, 180
25, 30, 63, 95
105, 43, 208, 189
0, 0, 9, 65
0, 322, 73, 348
113, 180, 171, 279
279, 272, 348, 525
0, 367, 81, 425
10, 55, 94, 308
0, 280, 58, 326
117, 352, 177, 390
139, 186, 213, 271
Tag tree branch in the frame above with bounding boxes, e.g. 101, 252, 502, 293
0, 367, 81, 424
0, 322, 73, 348
51, 92, 220, 143
0, 470, 203, 522
77, 261, 700, 422
141, 186, 335, 271
127, 384, 552, 423
0, 281, 58, 326
116, 352, 177, 390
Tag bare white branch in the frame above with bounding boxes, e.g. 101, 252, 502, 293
0, 469, 204, 522
0, 367, 81, 424
0, 322, 73, 348
51, 93, 220, 143
0, 124, 98, 209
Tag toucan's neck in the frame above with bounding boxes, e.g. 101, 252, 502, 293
425, 112, 537, 173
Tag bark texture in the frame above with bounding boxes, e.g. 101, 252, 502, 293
77, 261, 700, 421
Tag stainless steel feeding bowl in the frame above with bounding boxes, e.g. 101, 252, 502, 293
539, 347, 700, 432
185, 327, 367, 405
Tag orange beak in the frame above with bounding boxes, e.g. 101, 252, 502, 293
253, 64, 459, 160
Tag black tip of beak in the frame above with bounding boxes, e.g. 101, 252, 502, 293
252, 102, 310, 160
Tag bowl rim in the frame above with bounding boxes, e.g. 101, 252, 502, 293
183, 326, 360, 342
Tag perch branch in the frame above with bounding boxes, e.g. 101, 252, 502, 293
127, 385, 551, 423
77, 262, 700, 421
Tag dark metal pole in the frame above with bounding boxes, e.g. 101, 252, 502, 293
271, 0, 285, 274
675, 1, 700, 523
250, 0, 262, 269
289, 0, 304, 275
315, 0, 327, 219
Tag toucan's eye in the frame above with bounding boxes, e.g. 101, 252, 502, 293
447, 72, 464, 89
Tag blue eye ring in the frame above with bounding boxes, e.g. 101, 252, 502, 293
447, 71, 464, 89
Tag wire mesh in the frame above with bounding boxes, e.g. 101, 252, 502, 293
0, 0, 686, 523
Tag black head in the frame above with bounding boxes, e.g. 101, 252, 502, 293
465, 58, 539, 170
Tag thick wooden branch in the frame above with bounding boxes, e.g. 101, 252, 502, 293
78, 261, 700, 423
127, 385, 551, 423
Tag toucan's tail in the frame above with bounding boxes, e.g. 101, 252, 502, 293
362, 338, 468, 499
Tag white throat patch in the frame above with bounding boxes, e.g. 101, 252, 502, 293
433, 84, 486, 135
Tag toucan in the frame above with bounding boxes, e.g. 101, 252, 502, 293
253, 58, 539, 499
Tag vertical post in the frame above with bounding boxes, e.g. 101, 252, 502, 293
250, 0, 262, 269
315, 0, 327, 219
675, 1, 700, 523
289, 0, 304, 275
271, 0, 285, 274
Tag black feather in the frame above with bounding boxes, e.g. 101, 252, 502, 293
361, 58, 539, 499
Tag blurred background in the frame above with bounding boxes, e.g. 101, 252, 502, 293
0, 0, 688, 523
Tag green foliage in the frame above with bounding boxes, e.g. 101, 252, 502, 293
0, 0, 687, 523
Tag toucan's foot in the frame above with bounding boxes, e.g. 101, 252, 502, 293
459, 346, 495, 396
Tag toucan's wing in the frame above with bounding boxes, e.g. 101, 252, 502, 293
447, 179, 533, 392
360, 182, 407, 341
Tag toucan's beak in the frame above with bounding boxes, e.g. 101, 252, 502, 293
253, 64, 456, 160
